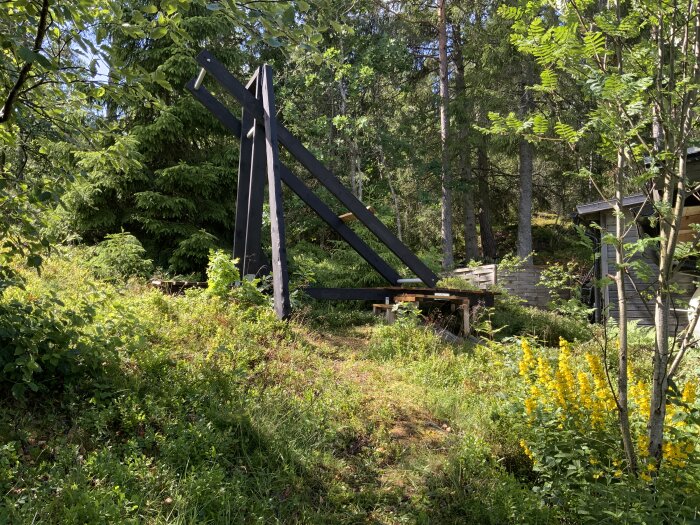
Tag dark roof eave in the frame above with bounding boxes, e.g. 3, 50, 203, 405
575, 193, 648, 216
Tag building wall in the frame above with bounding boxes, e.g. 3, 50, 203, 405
599, 209, 695, 332
452, 264, 551, 308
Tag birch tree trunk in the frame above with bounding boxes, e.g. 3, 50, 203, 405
438, 0, 454, 269
614, 150, 637, 473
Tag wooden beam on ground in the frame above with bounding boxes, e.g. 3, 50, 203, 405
303, 287, 495, 305
185, 79, 401, 285
193, 50, 439, 287
260, 66, 291, 320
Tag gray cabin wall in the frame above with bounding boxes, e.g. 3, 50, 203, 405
600, 209, 695, 333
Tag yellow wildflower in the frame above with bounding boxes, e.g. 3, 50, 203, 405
520, 439, 534, 460
682, 382, 696, 404
525, 397, 536, 416
640, 472, 652, 482
519, 339, 536, 378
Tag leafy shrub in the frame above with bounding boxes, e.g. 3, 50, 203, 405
205, 249, 240, 298
89, 232, 153, 281
206, 250, 267, 307
538, 261, 593, 323
0, 296, 118, 398
490, 297, 590, 345
369, 304, 442, 359
436, 276, 482, 291
514, 338, 700, 522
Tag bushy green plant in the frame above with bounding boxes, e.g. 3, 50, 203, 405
0, 295, 118, 398
89, 232, 153, 282
205, 249, 240, 298
436, 276, 481, 291
369, 304, 442, 360
513, 338, 700, 523
491, 297, 591, 345
538, 261, 593, 323
206, 250, 268, 307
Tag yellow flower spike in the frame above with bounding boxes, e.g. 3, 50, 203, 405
682, 382, 696, 404
520, 439, 533, 460
519, 338, 536, 378
578, 371, 593, 409
640, 472, 652, 482
614, 469, 623, 478
524, 397, 536, 416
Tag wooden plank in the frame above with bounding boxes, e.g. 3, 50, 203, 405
186, 78, 401, 285
340, 206, 375, 223
305, 288, 392, 301
680, 213, 700, 230
194, 51, 439, 288
261, 66, 291, 320
303, 287, 496, 307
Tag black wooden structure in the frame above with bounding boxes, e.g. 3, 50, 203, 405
187, 51, 441, 319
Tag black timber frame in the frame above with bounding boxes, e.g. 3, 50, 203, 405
187, 51, 439, 318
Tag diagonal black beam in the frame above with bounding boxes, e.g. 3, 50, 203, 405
186, 80, 402, 285
193, 51, 438, 287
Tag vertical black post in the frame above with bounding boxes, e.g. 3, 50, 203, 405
233, 104, 254, 273
260, 65, 291, 319
243, 69, 267, 277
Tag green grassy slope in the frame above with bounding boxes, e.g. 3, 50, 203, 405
0, 255, 553, 524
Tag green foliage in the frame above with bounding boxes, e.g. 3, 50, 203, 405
436, 276, 482, 291
89, 232, 153, 282
513, 339, 700, 523
205, 249, 240, 298
539, 261, 593, 323
491, 297, 591, 346
369, 305, 442, 360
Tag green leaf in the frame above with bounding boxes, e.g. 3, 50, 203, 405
265, 36, 283, 47
27, 254, 42, 268
151, 27, 168, 39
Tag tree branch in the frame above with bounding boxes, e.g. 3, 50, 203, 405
0, 0, 51, 124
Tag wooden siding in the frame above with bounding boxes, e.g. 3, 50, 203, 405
600, 209, 695, 332
452, 264, 551, 308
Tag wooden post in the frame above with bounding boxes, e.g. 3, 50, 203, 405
461, 299, 471, 336
260, 65, 291, 319
233, 79, 256, 274
243, 70, 267, 277
194, 51, 439, 287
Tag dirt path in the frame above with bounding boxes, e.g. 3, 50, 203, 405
298, 324, 457, 516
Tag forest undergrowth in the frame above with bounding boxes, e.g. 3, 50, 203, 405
0, 251, 698, 524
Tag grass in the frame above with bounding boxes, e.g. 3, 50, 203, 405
10, 251, 698, 524
0, 253, 559, 524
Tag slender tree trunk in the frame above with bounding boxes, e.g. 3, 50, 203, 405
452, 23, 479, 262
614, 150, 637, 474
517, 59, 534, 263
438, 0, 454, 269
477, 146, 496, 260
